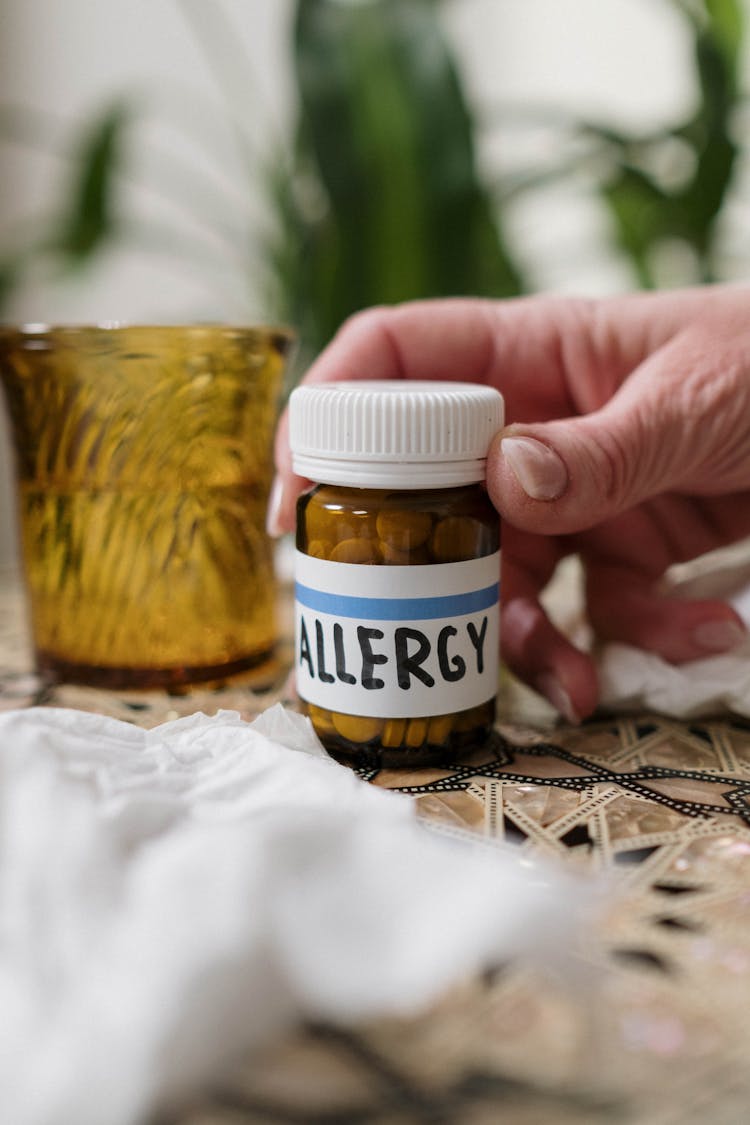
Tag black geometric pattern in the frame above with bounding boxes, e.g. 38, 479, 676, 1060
185, 715, 750, 1125
359, 731, 750, 828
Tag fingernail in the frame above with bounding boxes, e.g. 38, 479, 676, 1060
266, 476, 284, 538
692, 620, 747, 653
501, 436, 568, 501
537, 674, 580, 725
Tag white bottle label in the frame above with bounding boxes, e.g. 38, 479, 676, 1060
295, 550, 500, 719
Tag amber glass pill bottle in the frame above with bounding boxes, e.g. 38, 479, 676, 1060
289, 381, 503, 766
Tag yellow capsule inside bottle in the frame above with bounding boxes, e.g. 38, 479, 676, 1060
290, 381, 503, 768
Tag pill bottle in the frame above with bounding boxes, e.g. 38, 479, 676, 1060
290, 381, 503, 767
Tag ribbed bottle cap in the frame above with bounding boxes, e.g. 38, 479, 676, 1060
289, 381, 504, 488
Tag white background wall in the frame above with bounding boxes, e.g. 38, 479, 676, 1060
0, 0, 741, 568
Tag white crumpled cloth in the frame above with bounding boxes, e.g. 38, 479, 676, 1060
0, 704, 585, 1125
598, 542, 750, 718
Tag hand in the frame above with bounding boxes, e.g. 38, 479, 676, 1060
269, 286, 750, 721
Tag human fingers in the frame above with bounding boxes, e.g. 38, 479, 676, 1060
486, 313, 750, 537
585, 561, 747, 661
270, 293, 630, 534
269, 300, 518, 532
267, 409, 310, 536
299, 288, 710, 401
501, 529, 599, 721
302, 299, 508, 385
270, 286, 746, 535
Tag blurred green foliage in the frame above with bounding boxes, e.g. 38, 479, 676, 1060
275, 0, 523, 359
597, 0, 743, 286
0, 0, 745, 367
0, 103, 130, 310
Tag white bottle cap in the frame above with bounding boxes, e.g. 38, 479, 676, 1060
289, 381, 504, 489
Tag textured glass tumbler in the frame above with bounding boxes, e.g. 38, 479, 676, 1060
0, 324, 293, 688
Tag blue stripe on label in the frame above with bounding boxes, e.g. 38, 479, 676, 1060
294, 582, 499, 621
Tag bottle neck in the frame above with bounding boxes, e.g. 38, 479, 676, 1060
293, 455, 486, 490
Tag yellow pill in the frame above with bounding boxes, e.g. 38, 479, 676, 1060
405, 718, 429, 748
430, 517, 482, 563
330, 537, 382, 564
427, 714, 454, 745
380, 542, 430, 565
304, 502, 340, 543
326, 510, 378, 542
306, 539, 330, 559
376, 509, 433, 552
305, 499, 379, 544
307, 703, 337, 737
382, 718, 407, 747
332, 712, 385, 743
339, 511, 378, 540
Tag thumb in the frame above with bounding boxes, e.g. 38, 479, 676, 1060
486, 330, 750, 535
486, 411, 646, 535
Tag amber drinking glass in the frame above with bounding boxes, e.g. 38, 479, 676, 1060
0, 324, 293, 688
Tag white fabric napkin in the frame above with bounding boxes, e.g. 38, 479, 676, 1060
598, 541, 750, 717
0, 704, 584, 1125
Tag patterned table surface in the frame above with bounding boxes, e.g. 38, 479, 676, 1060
3, 570, 750, 1125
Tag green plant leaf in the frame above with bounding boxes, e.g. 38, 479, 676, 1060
704, 0, 743, 87
677, 0, 741, 269
598, 0, 743, 285
50, 100, 130, 262
601, 166, 670, 287
282, 0, 526, 356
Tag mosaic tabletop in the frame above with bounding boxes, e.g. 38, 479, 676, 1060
3, 570, 750, 1124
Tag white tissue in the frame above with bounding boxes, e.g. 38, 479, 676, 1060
0, 704, 583, 1125
598, 542, 750, 717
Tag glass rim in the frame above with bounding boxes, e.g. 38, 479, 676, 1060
0, 321, 295, 341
